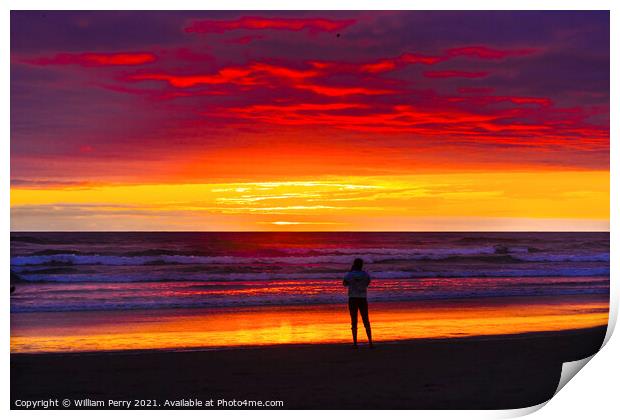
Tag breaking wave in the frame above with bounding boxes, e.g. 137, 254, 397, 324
10, 248, 610, 267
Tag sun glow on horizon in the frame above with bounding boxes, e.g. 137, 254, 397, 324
10, 170, 609, 231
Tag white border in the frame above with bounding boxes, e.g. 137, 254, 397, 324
3, 1, 616, 419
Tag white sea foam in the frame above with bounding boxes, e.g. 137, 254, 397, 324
13, 267, 610, 283
9, 249, 609, 267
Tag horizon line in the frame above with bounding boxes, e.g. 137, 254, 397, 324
10, 230, 611, 233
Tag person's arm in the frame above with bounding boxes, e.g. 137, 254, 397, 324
343, 273, 350, 287
365, 272, 371, 286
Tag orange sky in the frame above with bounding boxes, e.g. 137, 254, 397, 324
11, 170, 609, 231
10, 12, 609, 231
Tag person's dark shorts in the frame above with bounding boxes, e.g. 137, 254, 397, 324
348, 297, 370, 327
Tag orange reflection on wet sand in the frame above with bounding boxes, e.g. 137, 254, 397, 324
11, 295, 608, 353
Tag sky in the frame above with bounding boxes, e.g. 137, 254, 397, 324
10, 11, 610, 231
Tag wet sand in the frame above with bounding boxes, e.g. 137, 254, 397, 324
11, 326, 606, 409
10, 295, 609, 353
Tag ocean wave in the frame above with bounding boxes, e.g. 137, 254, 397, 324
12, 267, 610, 283
515, 253, 610, 262
11, 270, 415, 283
10, 248, 609, 267
9, 288, 609, 313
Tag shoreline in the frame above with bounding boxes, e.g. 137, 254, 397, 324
11, 326, 607, 409
11, 324, 608, 357
11, 294, 609, 354
10, 290, 611, 311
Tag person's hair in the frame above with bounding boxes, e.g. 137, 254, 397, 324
351, 258, 364, 271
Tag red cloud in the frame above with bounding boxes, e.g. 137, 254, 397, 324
448, 95, 552, 107
446, 46, 536, 59
307, 46, 531, 76
320, 46, 534, 76
205, 93, 602, 146
185, 16, 356, 34
225, 35, 265, 44
360, 59, 398, 73
400, 53, 445, 65
128, 69, 253, 88
295, 83, 393, 96
424, 70, 489, 79
128, 62, 320, 88
309, 52, 444, 75
508, 96, 552, 106
234, 103, 367, 114
23, 52, 156, 67
128, 65, 390, 97
221, 102, 513, 136
250, 62, 319, 80
128, 60, 395, 97
360, 53, 444, 73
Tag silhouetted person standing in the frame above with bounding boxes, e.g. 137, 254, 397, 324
343, 258, 373, 348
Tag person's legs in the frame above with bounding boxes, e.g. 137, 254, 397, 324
359, 298, 373, 347
348, 298, 358, 347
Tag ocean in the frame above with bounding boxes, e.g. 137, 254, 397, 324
10, 232, 610, 314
